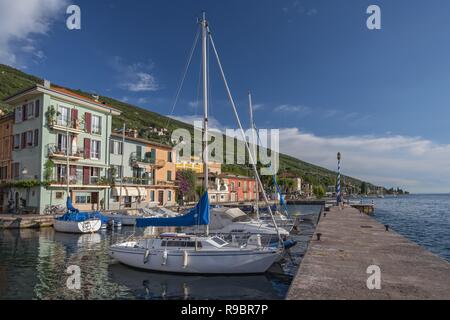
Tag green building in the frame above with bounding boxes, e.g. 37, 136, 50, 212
3, 81, 120, 213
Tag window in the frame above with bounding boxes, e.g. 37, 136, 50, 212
57, 134, 68, 153
26, 102, 34, 119
34, 129, 39, 147
13, 134, 20, 150
26, 131, 33, 147
167, 151, 172, 162
230, 182, 235, 191
238, 182, 241, 188
75, 192, 92, 204
90, 167, 100, 184
0, 166, 7, 180
13, 163, 20, 178
167, 190, 172, 202
244, 181, 248, 192
90, 140, 101, 159
91, 115, 101, 134
57, 106, 70, 126
56, 164, 67, 182
15, 106, 23, 123
55, 192, 64, 199
167, 170, 172, 181
150, 190, 155, 202
110, 140, 123, 155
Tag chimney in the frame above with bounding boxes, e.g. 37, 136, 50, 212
92, 94, 99, 102
44, 79, 51, 88
133, 129, 138, 138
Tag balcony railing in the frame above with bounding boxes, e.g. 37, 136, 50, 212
129, 152, 166, 168
117, 176, 154, 185
47, 144, 84, 160
54, 175, 82, 185
48, 118, 84, 133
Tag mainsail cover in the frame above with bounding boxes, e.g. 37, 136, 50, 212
136, 192, 209, 227
57, 197, 109, 223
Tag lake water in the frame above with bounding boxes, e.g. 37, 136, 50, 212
0, 205, 320, 300
1, 195, 448, 300
369, 194, 450, 262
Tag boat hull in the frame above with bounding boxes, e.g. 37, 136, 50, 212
53, 219, 101, 233
109, 243, 280, 274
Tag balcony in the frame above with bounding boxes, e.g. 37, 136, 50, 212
118, 176, 154, 186
130, 152, 166, 168
47, 118, 85, 134
47, 144, 84, 161
51, 175, 109, 188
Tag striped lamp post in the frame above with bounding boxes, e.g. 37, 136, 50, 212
337, 152, 341, 205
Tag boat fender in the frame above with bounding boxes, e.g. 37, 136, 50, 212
183, 250, 189, 268
162, 249, 168, 265
256, 234, 262, 248
143, 249, 150, 264
283, 239, 297, 250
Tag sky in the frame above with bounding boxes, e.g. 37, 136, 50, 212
1, 0, 450, 193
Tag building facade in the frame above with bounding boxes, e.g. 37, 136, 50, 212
109, 132, 177, 209
0, 113, 14, 212
200, 173, 257, 203
3, 83, 120, 213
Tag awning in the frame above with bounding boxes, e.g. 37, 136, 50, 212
126, 187, 140, 197
138, 187, 147, 196
112, 187, 128, 196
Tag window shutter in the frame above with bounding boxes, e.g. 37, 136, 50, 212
22, 105, 27, 121
70, 165, 76, 177
35, 100, 40, 117
84, 138, 91, 159
15, 107, 22, 123
21, 132, 26, 149
34, 129, 39, 147
71, 109, 78, 128
85, 112, 91, 133
83, 167, 90, 185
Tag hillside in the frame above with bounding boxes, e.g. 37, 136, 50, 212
0, 63, 376, 192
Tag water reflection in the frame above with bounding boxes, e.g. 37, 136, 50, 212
0, 205, 319, 300
108, 263, 284, 300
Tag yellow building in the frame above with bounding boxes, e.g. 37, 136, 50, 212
176, 156, 221, 175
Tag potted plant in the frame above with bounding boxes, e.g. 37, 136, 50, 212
45, 105, 60, 127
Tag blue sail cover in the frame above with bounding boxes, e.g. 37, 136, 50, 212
136, 192, 209, 227
56, 197, 109, 223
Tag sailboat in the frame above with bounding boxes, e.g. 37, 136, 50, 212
109, 13, 283, 274
248, 92, 295, 232
53, 197, 104, 233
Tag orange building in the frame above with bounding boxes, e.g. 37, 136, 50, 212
0, 112, 14, 212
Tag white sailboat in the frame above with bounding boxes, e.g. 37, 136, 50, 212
109, 13, 284, 274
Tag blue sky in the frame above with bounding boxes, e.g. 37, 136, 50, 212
1, 0, 450, 192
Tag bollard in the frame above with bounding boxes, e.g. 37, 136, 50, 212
323, 212, 327, 217
385, 224, 389, 232
316, 233, 322, 241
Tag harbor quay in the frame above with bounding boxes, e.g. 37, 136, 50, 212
286, 206, 450, 300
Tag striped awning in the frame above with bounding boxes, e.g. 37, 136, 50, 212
112, 187, 128, 196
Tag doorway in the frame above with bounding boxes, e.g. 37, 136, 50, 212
158, 190, 164, 206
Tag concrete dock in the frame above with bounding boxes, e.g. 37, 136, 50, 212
0, 214, 55, 229
287, 206, 450, 299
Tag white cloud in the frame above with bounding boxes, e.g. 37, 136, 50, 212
0, 0, 67, 66
110, 56, 160, 92
278, 128, 450, 193
252, 103, 264, 111
274, 104, 311, 114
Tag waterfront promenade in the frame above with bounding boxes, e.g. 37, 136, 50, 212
287, 206, 450, 299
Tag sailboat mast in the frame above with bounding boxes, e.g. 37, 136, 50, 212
201, 12, 209, 235
248, 91, 259, 220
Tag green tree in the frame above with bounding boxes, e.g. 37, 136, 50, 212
360, 182, 367, 195
313, 185, 325, 199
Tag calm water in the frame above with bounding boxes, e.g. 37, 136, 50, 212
0, 205, 320, 300
369, 194, 450, 262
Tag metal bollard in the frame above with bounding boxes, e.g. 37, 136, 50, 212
316, 233, 322, 241
323, 212, 327, 217
385, 224, 389, 231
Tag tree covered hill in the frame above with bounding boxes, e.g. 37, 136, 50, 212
0, 63, 377, 192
